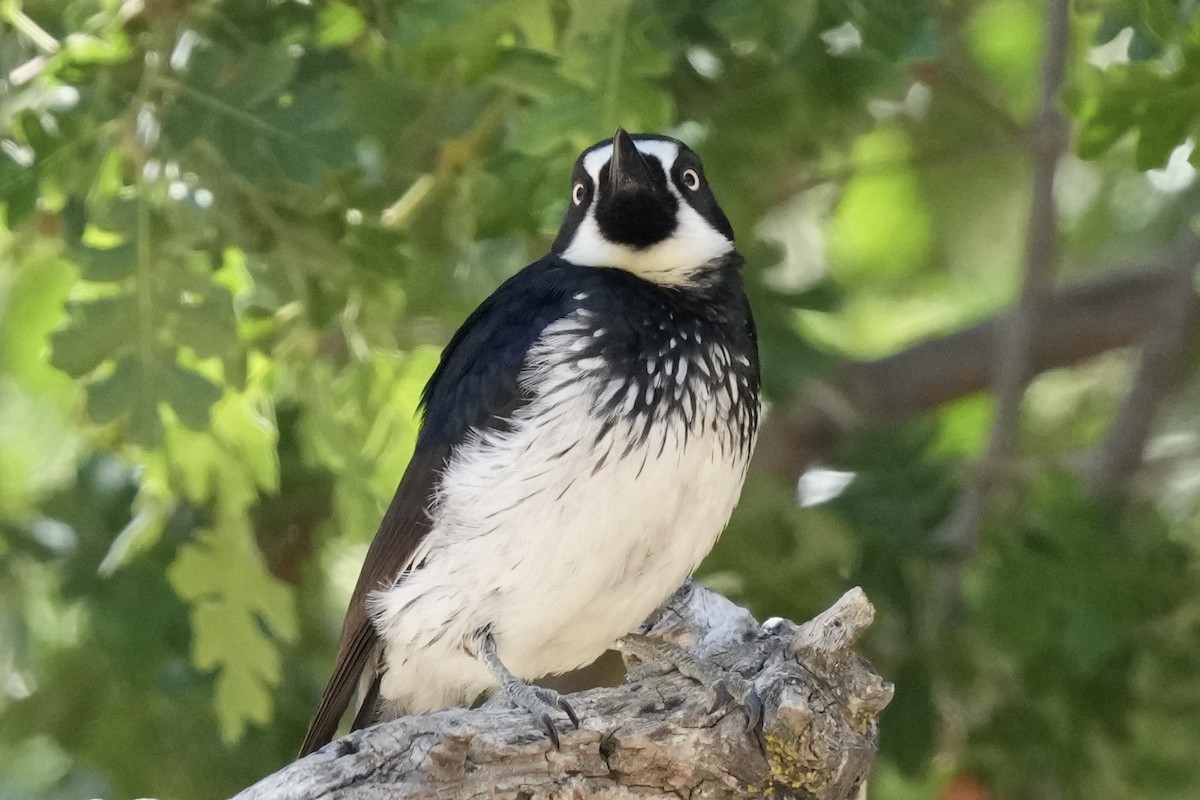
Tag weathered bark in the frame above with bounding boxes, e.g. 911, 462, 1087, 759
233, 583, 892, 800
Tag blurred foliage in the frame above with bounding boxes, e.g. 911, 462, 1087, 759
1, 1, 1199, 799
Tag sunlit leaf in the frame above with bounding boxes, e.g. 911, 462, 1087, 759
317, 3, 367, 48
168, 522, 297, 743
826, 128, 932, 282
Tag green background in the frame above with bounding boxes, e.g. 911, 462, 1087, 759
1, 1, 1199, 798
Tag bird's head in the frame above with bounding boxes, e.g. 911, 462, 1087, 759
552, 128, 735, 286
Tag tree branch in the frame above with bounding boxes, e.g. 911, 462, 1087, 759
751, 237, 1200, 482
935, 0, 1071, 555
1085, 239, 1200, 496
232, 584, 891, 800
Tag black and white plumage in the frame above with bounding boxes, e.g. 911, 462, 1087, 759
299, 129, 760, 757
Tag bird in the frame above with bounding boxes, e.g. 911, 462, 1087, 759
298, 128, 761, 757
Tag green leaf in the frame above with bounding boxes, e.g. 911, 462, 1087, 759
1076, 98, 1136, 161
168, 523, 297, 743
318, 2, 367, 47
83, 354, 140, 424
1140, 0, 1178, 42
509, 0, 673, 154
162, 43, 357, 186
77, 242, 136, 282
966, 0, 1043, 118
174, 288, 240, 359
162, 362, 223, 431
826, 128, 932, 282
1134, 96, 1196, 169
509, 0, 556, 50
211, 374, 280, 494
212, 44, 298, 110
0, 248, 76, 392
82, 354, 165, 445
97, 505, 167, 576
0, 376, 80, 516
0, 146, 38, 226
49, 294, 137, 377
59, 32, 131, 64
299, 350, 436, 541
1075, 57, 1200, 168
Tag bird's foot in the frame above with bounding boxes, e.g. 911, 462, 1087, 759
617, 633, 764, 735
493, 680, 580, 750
474, 629, 579, 749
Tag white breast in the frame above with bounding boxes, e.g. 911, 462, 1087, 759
369, 313, 757, 716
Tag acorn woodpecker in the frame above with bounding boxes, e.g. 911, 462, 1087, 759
299, 129, 760, 756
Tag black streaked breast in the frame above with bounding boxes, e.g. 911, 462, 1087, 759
548, 254, 760, 460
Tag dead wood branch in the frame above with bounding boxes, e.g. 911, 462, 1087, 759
232, 583, 892, 800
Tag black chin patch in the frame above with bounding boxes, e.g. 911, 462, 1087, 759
595, 188, 678, 250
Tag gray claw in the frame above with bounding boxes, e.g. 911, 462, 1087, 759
618, 633, 764, 738
478, 632, 580, 748
706, 681, 734, 714
741, 688, 764, 734
708, 678, 763, 734
497, 681, 579, 748
540, 713, 560, 750
557, 695, 581, 729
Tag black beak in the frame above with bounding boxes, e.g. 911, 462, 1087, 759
591, 127, 679, 249
608, 127, 654, 196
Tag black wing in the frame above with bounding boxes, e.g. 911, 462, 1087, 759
298, 256, 587, 757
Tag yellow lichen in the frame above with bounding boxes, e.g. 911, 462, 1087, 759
762, 732, 828, 794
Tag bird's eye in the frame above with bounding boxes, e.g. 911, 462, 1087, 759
682, 168, 701, 191
572, 182, 586, 206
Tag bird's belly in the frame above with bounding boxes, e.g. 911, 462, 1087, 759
370, 367, 754, 713
492, 417, 749, 679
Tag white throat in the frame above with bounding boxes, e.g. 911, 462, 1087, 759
561, 140, 734, 286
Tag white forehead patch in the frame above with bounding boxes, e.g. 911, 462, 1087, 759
581, 139, 681, 183
563, 138, 732, 286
